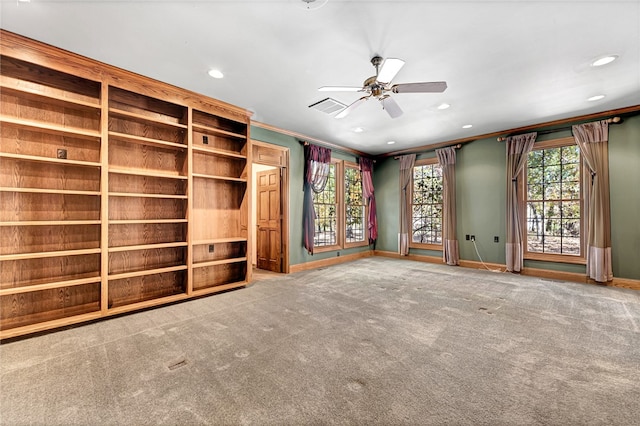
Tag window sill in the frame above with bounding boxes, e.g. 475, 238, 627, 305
409, 243, 443, 251
345, 240, 369, 249
312, 245, 341, 254
524, 252, 586, 265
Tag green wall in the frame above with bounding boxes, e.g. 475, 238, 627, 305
250, 126, 371, 267
374, 113, 640, 280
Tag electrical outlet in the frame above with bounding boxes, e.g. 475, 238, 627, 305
337, 251, 340, 257
465, 234, 470, 241
470, 235, 475, 242
494, 236, 499, 243
208, 244, 214, 253
57, 148, 67, 159
203, 135, 209, 145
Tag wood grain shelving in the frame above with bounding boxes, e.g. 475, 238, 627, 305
0, 30, 251, 339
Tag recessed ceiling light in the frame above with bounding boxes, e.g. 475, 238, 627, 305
437, 103, 450, 110
591, 55, 618, 67
462, 124, 473, 129
295, 0, 328, 10
352, 127, 364, 133
208, 69, 224, 79
387, 141, 396, 145
588, 94, 606, 101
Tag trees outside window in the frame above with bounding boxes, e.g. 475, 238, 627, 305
313, 161, 338, 247
312, 159, 368, 252
345, 165, 366, 244
411, 159, 443, 248
524, 138, 584, 262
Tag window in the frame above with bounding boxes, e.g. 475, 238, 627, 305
345, 163, 366, 245
313, 160, 339, 248
411, 159, 443, 249
312, 159, 368, 251
523, 137, 584, 262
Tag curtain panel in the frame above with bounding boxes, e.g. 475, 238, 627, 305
303, 144, 332, 255
359, 157, 378, 247
399, 154, 416, 255
436, 147, 459, 266
573, 121, 613, 282
505, 132, 537, 272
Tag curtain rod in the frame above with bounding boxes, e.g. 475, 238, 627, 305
496, 117, 621, 142
299, 140, 376, 161
393, 144, 461, 160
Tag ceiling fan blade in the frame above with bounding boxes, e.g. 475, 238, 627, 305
335, 96, 368, 119
392, 81, 447, 93
318, 86, 363, 92
381, 96, 403, 119
376, 58, 405, 84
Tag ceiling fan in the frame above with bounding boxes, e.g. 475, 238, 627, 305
318, 55, 447, 119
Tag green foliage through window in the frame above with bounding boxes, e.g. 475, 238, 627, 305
412, 163, 443, 245
345, 167, 365, 243
526, 144, 581, 255
313, 163, 337, 246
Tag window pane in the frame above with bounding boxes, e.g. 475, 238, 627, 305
527, 166, 543, 186
562, 237, 580, 255
544, 148, 561, 166
544, 165, 561, 184
562, 181, 580, 200
528, 183, 543, 201
544, 183, 561, 201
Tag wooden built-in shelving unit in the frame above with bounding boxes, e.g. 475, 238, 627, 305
0, 30, 252, 339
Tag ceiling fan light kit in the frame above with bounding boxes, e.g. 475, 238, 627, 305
317, 55, 448, 119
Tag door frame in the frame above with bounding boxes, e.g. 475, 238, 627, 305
252, 140, 290, 273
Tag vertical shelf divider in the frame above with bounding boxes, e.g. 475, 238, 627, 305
187, 107, 194, 295
100, 82, 110, 314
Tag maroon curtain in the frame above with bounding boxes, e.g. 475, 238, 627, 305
359, 157, 378, 247
303, 143, 332, 255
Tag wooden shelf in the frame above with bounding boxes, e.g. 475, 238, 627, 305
0, 80, 101, 110
109, 192, 187, 199
192, 173, 247, 183
1, 187, 101, 196
192, 122, 246, 140
108, 131, 187, 150
0, 152, 101, 168
0, 311, 103, 341
106, 293, 188, 316
191, 281, 247, 297
193, 237, 248, 245
0, 276, 101, 297
192, 145, 247, 159
109, 219, 188, 225
108, 242, 188, 252
0, 115, 101, 139
109, 107, 188, 129
192, 257, 247, 269
0, 220, 101, 226
108, 264, 187, 281
109, 167, 187, 180
0, 248, 101, 261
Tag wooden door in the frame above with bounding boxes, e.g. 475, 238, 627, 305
257, 168, 281, 272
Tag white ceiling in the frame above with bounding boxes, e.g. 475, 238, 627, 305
1, 0, 639, 155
